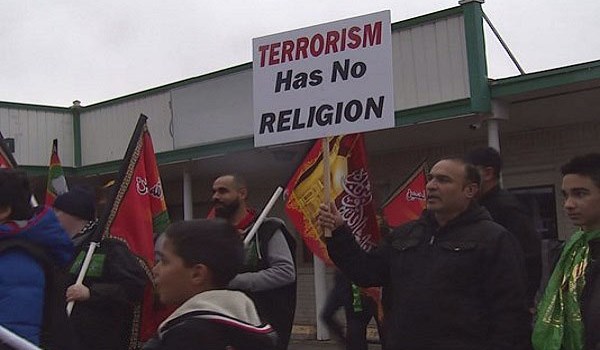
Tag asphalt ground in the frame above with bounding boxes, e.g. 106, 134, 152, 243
288, 339, 382, 350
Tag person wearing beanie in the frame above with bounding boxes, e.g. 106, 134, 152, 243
54, 186, 147, 350
464, 147, 542, 317
53, 186, 97, 245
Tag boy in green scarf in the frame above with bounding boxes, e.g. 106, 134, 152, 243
533, 153, 600, 350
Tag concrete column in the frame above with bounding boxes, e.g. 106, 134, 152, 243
314, 257, 330, 340
487, 119, 500, 151
183, 168, 193, 220
487, 99, 509, 152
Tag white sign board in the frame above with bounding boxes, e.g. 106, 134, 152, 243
253, 11, 394, 147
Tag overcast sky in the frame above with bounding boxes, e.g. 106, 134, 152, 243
2, 0, 599, 107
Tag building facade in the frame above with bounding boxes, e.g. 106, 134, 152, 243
1, 1, 599, 329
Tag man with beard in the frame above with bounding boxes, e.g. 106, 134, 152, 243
211, 174, 296, 350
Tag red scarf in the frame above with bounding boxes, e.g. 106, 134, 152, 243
235, 208, 257, 231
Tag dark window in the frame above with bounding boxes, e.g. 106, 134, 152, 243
508, 185, 557, 239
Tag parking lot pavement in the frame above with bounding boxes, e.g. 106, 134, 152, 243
288, 339, 382, 350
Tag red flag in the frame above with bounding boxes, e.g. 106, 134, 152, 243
95, 115, 170, 348
45, 139, 68, 206
0, 132, 17, 169
285, 134, 380, 264
381, 162, 427, 228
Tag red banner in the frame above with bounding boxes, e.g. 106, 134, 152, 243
285, 134, 380, 264
0, 132, 16, 169
45, 139, 68, 206
381, 162, 427, 228
95, 115, 170, 347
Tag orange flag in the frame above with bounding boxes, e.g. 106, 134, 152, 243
285, 134, 380, 264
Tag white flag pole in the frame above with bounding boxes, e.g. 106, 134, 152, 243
243, 186, 284, 247
66, 242, 99, 315
322, 137, 332, 238
0, 325, 41, 350
30, 195, 39, 208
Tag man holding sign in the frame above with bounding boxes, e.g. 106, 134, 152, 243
211, 174, 296, 350
319, 158, 530, 350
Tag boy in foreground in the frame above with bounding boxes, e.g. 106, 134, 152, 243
144, 219, 277, 350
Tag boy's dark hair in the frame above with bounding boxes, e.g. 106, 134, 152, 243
561, 153, 600, 188
464, 147, 503, 179
165, 219, 243, 287
0, 169, 33, 220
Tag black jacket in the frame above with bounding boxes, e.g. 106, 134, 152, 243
479, 185, 542, 306
68, 223, 147, 350
327, 204, 530, 350
142, 290, 277, 350
582, 238, 600, 350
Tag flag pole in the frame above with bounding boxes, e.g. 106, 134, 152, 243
322, 137, 331, 238
0, 325, 42, 350
315, 137, 331, 340
66, 242, 99, 315
243, 186, 284, 247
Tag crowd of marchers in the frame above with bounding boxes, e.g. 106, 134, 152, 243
0, 150, 598, 350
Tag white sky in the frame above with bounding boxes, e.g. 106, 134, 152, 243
2, 0, 599, 107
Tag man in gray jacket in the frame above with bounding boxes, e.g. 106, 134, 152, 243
211, 174, 296, 350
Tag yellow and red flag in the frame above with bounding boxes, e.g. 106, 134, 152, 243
284, 134, 380, 264
44, 139, 68, 206
381, 162, 427, 228
0, 132, 17, 169
93, 114, 170, 348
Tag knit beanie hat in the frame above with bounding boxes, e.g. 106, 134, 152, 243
53, 186, 96, 221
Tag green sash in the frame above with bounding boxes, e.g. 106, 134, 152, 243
532, 229, 600, 350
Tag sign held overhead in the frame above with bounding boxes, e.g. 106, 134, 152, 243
253, 11, 395, 147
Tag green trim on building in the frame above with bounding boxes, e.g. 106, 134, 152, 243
21, 137, 257, 177
73, 159, 122, 177
391, 7, 463, 31
156, 137, 254, 165
461, 1, 491, 113
490, 60, 600, 98
20, 165, 76, 177
395, 99, 473, 126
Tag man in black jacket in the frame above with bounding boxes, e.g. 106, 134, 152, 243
319, 158, 530, 350
465, 146, 542, 313
54, 187, 147, 350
